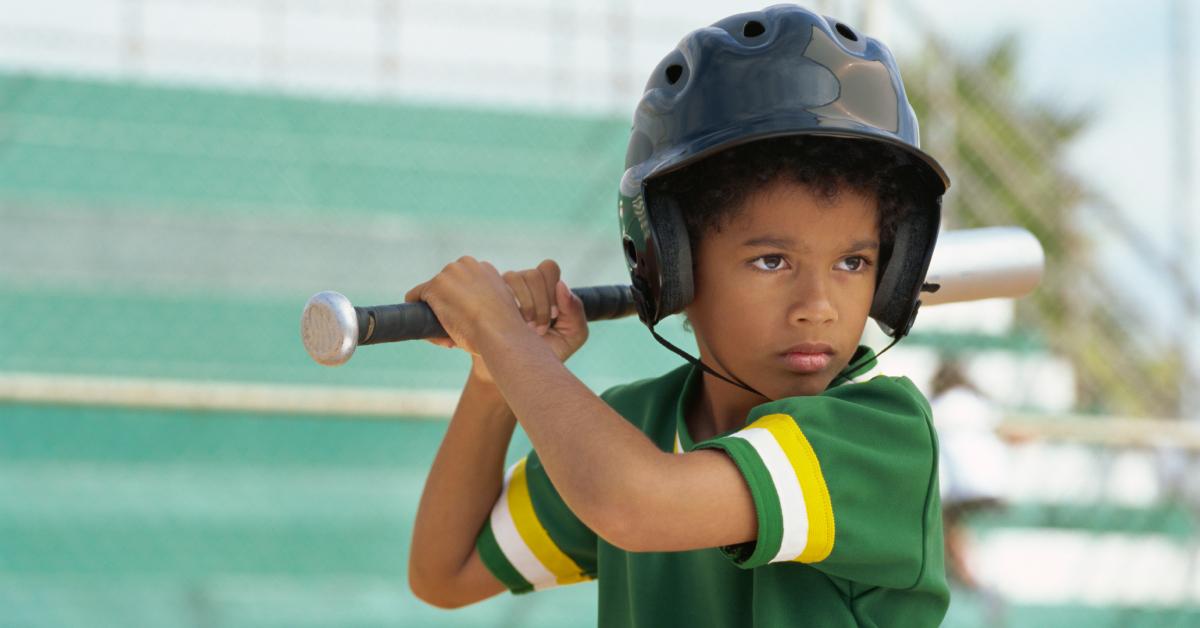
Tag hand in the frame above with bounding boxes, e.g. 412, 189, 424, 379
404, 256, 521, 356
499, 260, 589, 364
404, 258, 588, 374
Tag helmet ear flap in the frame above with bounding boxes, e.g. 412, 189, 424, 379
871, 196, 940, 337
646, 193, 695, 323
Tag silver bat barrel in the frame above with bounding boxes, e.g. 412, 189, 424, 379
922, 226, 1045, 306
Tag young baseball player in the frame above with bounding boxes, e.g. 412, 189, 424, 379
407, 5, 950, 626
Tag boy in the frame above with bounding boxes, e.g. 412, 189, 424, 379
407, 5, 950, 626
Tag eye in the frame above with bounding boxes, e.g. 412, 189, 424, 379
751, 255, 789, 272
836, 256, 872, 272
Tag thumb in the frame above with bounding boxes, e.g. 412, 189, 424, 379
556, 280, 585, 322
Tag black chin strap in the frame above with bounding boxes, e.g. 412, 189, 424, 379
830, 335, 902, 387
648, 324, 768, 399
648, 322, 904, 398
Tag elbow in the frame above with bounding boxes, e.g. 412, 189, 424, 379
414, 591, 471, 611
409, 578, 471, 610
408, 563, 468, 610
600, 518, 654, 553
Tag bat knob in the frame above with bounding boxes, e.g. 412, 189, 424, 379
301, 291, 359, 366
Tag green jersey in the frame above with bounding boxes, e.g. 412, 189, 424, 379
476, 347, 948, 627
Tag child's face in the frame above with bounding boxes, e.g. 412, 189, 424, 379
686, 179, 879, 398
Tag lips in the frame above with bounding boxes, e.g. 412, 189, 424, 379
781, 343, 834, 374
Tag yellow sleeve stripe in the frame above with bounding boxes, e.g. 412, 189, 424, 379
746, 413, 836, 563
504, 458, 590, 587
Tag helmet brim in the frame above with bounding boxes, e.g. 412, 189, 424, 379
638, 119, 950, 196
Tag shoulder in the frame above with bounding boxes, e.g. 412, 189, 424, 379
745, 375, 935, 455
844, 375, 930, 419
597, 364, 693, 434
773, 375, 930, 421
599, 363, 692, 410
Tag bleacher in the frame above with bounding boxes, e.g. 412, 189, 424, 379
2, 72, 1196, 627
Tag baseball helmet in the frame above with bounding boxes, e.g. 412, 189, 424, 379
619, 3, 950, 339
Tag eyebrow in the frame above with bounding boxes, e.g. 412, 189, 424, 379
740, 235, 880, 252
741, 235, 799, 250
844, 239, 880, 252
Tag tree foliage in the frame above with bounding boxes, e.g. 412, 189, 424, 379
903, 36, 1181, 417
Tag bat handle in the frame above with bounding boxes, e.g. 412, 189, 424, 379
301, 285, 637, 366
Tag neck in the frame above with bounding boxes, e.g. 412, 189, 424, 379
689, 368, 766, 442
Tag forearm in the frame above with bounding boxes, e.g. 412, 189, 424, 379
406, 259, 754, 555
408, 370, 516, 595
479, 325, 668, 541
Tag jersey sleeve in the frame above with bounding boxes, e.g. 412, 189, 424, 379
474, 449, 598, 594
695, 376, 940, 589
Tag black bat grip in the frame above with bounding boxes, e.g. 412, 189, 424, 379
356, 284, 636, 345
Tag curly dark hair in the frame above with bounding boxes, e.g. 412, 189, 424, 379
648, 135, 926, 266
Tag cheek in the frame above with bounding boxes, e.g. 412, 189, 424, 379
694, 277, 780, 350
690, 263, 769, 335
848, 277, 876, 311
838, 279, 877, 340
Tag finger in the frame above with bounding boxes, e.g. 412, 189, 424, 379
424, 337, 455, 349
536, 260, 562, 321
556, 279, 585, 321
549, 279, 588, 347
522, 270, 552, 331
504, 271, 536, 322
404, 280, 430, 303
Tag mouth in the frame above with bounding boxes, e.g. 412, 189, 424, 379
780, 343, 834, 374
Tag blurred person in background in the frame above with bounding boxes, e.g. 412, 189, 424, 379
930, 358, 1009, 625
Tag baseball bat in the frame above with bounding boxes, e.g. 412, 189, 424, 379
301, 226, 1043, 366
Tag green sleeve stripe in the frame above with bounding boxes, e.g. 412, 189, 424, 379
698, 436, 784, 569
476, 518, 534, 594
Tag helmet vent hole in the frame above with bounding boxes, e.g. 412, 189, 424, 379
835, 23, 859, 41
665, 64, 683, 85
743, 20, 765, 37
622, 236, 639, 267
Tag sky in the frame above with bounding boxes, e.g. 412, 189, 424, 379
897, 0, 1189, 253
884, 0, 1198, 345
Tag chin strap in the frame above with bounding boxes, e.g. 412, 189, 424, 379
649, 323, 903, 397
648, 324, 768, 400
829, 335, 902, 387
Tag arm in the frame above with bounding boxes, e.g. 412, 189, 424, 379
408, 260, 592, 605
409, 257, 757, 553
412, 258, 935, 581
478, 319, 757, 552
407, 358, 510, 609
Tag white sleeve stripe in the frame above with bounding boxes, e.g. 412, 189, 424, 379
489, 461, 557, 588
730, 427, 812, 563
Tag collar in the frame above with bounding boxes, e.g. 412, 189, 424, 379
671, 345, 878, 453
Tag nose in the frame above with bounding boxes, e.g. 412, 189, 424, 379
787, 269, 838, 325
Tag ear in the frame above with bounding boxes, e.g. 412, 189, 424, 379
646, 193, 695, 321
